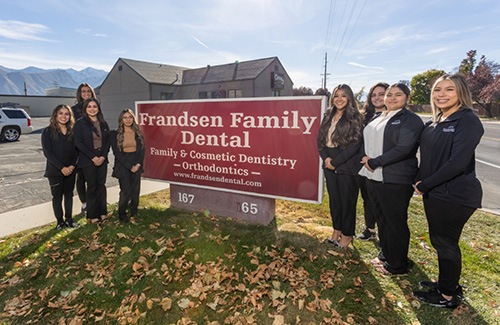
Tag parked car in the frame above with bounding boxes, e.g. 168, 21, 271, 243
0, 107, 33, 142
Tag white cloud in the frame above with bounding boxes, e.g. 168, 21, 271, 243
0, 20, 51, 41
348, 62, 384, 70
74, 28, 108, 37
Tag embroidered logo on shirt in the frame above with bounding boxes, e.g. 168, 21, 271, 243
391, 120, 401, 125
443, 126, 455, 133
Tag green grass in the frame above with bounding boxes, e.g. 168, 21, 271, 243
0, 190, 498, 324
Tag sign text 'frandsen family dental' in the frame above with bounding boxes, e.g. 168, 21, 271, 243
137, 97, 325, 203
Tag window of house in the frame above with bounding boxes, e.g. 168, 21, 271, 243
160, 92, 173, 100
228, 89, 243, 98
199, 91, 208, 99
272, 90, 281, 97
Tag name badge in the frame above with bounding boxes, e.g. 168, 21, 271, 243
391, 120, 401, 125
443, 126, 455, 133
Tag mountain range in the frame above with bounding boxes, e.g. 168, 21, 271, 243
0, 66, 108, 96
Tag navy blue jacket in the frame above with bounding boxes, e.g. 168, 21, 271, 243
41, 127, 78, 177
365, 108, 424, 184
110, 130, 145, 178
73, 117, 110, 168
416, 108, 483, 208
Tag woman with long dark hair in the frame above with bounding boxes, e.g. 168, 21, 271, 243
110, 109, 145, 223
360, 83, 424, 274
73, 98, 110, 224
412, 74, 484, 308
317, 84, 364, 249
71, 83, 96, 214
41, 105, 78, 229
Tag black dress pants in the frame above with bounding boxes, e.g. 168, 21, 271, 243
75, 170, 87, 204
325, 170, 360, 236
423, 196, 475, 296
367, 180, 413, 274
82, 164, 107, 220
118, 171, 141, 219
48, 175, 76, 224
359, 177, 376, 229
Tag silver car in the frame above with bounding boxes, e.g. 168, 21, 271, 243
0, 107, 33, 142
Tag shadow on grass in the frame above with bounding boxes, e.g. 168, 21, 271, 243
0, 203, 494, 324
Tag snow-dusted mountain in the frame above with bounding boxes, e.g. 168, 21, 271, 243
0, 65, 108, 95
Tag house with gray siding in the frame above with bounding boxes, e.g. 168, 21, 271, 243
99, 57, 293, 128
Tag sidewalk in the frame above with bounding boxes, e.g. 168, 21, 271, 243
0, 180, 169, 239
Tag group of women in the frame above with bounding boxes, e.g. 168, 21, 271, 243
41, 84, 145, 227
318, 74, 484, 309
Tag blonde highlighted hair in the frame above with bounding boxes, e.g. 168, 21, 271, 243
430, 74, 473, 122
117, 108, 144, 150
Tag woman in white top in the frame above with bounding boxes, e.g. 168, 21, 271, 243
359, 83, 424, 274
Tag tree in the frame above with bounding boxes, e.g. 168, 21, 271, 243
293, 86, 313, 96
459, 50, 500, 117
410, 69, 446, 104
314, 88, 330, 98
354, 87, 365, 108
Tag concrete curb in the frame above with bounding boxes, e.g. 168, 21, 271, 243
0, 180, 169, 238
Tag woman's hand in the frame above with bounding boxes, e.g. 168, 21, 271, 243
413, 181, 423, 195
324, 158, 335, 170
361, 156, 374, 172
131, 164, 141, 173
61, 167, 72, 176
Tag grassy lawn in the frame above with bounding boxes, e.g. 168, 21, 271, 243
0, 189, 498, 324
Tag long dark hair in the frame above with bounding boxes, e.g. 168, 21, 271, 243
49, 104, 74, 139
317, 84, 364, 149
81, 98, 107, 136
117, 108, 144, 150
362, 82, 389, 122
75, 83, 96, 104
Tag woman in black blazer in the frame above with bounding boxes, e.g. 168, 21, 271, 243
73, 98, 110, 224
110, 109, 145, 223
360, 83, 424, 275
41, 105, 79, 229
317, 84, 364, 249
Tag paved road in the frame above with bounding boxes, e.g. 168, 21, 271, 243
0, 117, 499, 215
0, 118, 118, 214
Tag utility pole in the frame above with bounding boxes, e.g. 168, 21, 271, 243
24, 81, 27, 96
322, 52, 330, 90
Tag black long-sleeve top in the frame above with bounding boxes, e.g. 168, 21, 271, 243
41, 127, 78, 177
364, 108, 424, 185
110, 130, 145, 178
73, 117, 110, 168
416, 108, 484, 208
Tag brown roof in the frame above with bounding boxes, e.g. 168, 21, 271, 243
120, 58, 187, 84
182, 57, 277, 85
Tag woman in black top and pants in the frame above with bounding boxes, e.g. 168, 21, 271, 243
317, 84, 364, 249
110, 109, 145, 223
74, 98, 110, 224
413, 74, 484, 308
41, 105, 78, 229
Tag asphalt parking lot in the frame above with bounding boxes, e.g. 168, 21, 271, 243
0, 117, 118, 214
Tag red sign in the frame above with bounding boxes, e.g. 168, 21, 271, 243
136, 97, 325, 203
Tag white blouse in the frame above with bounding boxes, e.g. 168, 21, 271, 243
359, 109, 401, 181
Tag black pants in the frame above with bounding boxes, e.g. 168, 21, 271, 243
75, 170, 87, 204
325, 170, 360, 236
48, 175, 76, 224
359, 177, 376, 229
367, 180, 413, 274
82, 164, 107, 220
118, 171, 141, 219
423, 196, 475, 296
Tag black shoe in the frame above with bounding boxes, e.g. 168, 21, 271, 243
413, 289, 460, 309
56, 223, 65, 230
358, 228, 376, 241
119, 216, 130, 223
419, 281, 464, 299
65, 220, 79, 228
377, 250, 386, 262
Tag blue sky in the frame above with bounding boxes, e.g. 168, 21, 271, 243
1, 0, 499, 93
